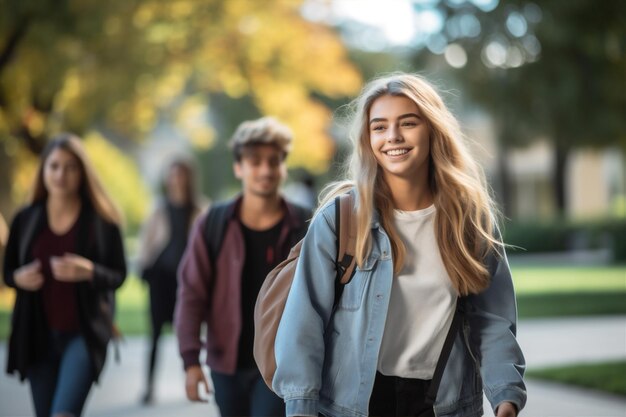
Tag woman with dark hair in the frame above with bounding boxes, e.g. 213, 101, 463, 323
3, 133, 127, 417
137, 158, 201, 404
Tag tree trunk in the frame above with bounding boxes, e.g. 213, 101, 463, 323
16, 124, 46, 155
496, 144, 513, 218
0, 17, 30, 78
0, 150, 16, 219
553, 143, 568, 216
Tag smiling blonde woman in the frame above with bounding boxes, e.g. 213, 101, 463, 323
272, 73, 526, 417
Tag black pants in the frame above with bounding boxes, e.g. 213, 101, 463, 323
368, 372, 435, 417
145, 275, 177, 394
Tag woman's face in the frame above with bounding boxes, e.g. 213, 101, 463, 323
43, 148, 82, 198
166, 164, 190, 204
369, 94, 431, 183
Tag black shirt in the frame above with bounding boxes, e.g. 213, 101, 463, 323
237, 218, 284, 369
154, 202, 192, 276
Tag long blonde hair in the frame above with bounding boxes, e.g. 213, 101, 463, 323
319, 73, 501, 295
32, 133, 123, 226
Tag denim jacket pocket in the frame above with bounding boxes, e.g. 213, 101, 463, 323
337, 256, 377, 311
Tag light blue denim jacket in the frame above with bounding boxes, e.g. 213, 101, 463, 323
273, 200, 526, 417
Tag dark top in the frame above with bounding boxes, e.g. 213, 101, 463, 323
32, 220, 80, 332
3, 203, 127, 382
237, 218, 284, 369
147, 202, 192, 326
153, 203, 192, 276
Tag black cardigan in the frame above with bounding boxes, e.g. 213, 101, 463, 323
3, 202, 127, 381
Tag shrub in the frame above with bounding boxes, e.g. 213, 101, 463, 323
502, 218, 626, 262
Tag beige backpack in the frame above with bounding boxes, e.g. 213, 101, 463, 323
253, 193, 357, 389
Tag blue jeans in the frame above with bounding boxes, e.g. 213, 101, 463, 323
27, 331, 95, 417
211, 368, 285, 417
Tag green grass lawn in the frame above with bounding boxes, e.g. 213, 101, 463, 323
528, 360, 626, 396
512, 265, 626, 318
517, 292, 626, 318
510, 265, 626, 294
0, 266, 625, 340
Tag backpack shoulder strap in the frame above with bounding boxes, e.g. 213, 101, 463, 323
425, 297, 462, 404
335, 193, 357, 285
203, 201, 232, 264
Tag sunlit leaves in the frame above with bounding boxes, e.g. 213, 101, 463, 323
83, 132, 150, 228
0, 0, 362, 209
176, 96, 215, 150
9, 147, 38, 205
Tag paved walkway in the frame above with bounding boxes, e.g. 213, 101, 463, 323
1, 316, 625, 417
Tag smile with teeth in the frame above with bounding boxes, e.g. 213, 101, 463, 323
385, 148, 410, 156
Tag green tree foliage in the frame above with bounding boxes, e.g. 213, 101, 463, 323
410, 0, 625, 214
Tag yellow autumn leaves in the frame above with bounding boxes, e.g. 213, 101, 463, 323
0, 0, 362, 226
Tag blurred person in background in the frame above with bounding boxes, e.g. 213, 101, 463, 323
136, 157, 202, 404
272, 73, 525, 417
3, 133, 127, 417
175, 117, 311, 417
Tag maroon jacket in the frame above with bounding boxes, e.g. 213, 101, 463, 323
175, 195, 310, 374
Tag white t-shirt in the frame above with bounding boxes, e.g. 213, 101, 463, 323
377, 205, 458, 379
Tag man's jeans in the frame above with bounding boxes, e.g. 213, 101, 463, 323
211, 368, 285, 417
